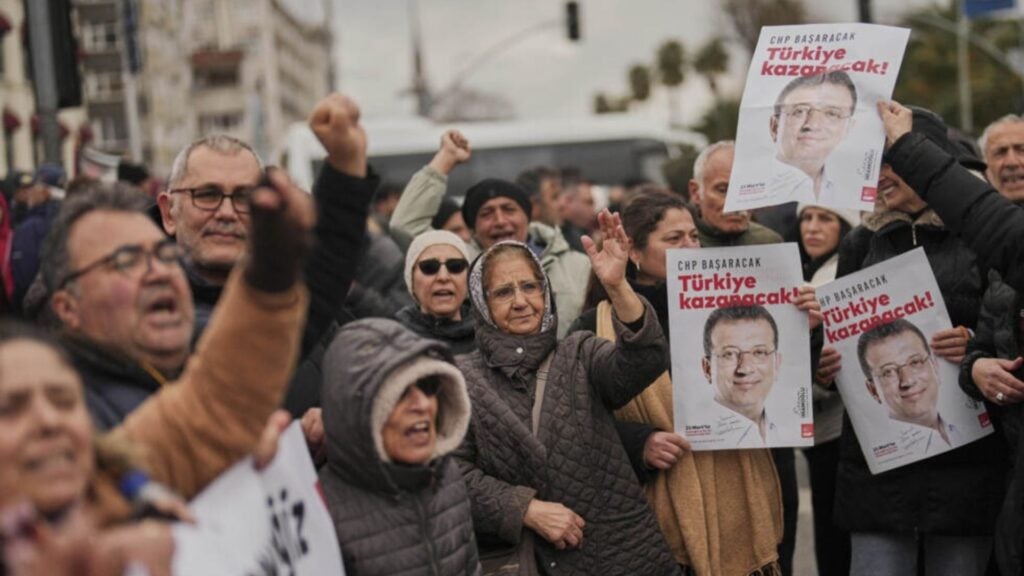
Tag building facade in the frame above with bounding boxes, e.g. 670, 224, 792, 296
0, 0, 85, 177
74, 0, 329, 177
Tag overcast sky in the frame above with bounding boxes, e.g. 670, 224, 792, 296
280, 0, 946, 124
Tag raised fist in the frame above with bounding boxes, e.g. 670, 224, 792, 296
429, 129, 471, 175
309, 93, 368, 177
245, 168, 316, 293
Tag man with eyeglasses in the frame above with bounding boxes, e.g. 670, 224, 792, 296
157, 93, 376, 346
40, 168, 314, 431
767, 71, 857, 205
152, 94, 377, 418
701, 305, 782, 448
857, 319, 960, 455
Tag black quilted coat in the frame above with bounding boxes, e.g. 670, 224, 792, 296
319, 318, 481, 576
454, 240, 678, 576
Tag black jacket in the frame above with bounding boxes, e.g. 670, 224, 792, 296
832, 206, 1007, 536
883, 130, 1024, 573
187, 163, 377, 417
319, 318, 480, 576
888, 132, 1024, 293
961, 269, 1024, 448
65, 336, 167, 432
395, 301, 477, 356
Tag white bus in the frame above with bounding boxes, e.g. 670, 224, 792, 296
276, 115, 707, 195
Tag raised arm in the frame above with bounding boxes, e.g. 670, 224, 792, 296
302, 93, 378, 357
110, 169, 315, 499
879, 100, 1024, 292
390, 130, 471, 249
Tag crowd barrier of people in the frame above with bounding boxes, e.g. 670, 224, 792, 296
2, 82, 1024, 576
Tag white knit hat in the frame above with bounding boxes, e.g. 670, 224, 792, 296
404, 230, 471, 299
796, 202, 861, 229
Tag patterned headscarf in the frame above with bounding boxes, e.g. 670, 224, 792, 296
468, 240, 556, 334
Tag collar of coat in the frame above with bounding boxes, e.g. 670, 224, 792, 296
863, 203, 944, 233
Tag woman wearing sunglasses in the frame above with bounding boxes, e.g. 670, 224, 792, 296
397, 230, 476, 355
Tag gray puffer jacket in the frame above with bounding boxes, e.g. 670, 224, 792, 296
454, 242, 679, 576
319, 318, 481, 576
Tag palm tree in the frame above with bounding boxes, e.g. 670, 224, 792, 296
693, 37, 730, 99
629, 64, 652, 103
657, 40, 687, 126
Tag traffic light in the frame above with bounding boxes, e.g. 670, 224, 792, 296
566, 1, 580, 42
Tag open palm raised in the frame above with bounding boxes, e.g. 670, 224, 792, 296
581, 209, 630, 291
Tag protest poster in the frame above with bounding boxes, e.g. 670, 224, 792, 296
667, 243, 813, 449
819, 249, 992, 474
172, 423, 345, 575
724, 23, 910, 213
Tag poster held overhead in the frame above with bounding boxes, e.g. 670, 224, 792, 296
725, 23, 910, 213
668, 243, 813, 449
819, 248, 993, 474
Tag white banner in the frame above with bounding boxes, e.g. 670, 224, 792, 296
668, 244, 813, 449
172, 423, 345, 575
725, 23, 910, 213
819, 249, 993, 474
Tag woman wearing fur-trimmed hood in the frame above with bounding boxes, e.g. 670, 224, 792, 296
318, 318, 481, 576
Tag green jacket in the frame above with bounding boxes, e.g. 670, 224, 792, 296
391, 166, 591, 338
695, 217, 782, 247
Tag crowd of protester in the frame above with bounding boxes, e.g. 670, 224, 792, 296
3, 76, 1024, 576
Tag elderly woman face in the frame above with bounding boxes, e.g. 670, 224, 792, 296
413, 244, 469, 320
485, 252, 545, 335
381, 377, 440, 465
0, 339, 93, 515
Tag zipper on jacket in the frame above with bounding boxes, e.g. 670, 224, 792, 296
912, 223, 918, 246
415, 496, 443, 576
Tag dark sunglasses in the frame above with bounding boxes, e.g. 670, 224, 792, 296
417, 258, 468, 276
402, 375, 443, 399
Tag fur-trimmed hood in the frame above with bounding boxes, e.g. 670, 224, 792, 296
862, 202, 944, 233
319, 318, 471, 494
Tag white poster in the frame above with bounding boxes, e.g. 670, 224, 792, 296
725, 23, 910, 213
668, 244, 813, 449
172, 423, 345, 576
820, 249, 993, 474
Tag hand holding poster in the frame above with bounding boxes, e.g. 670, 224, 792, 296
819, 249, 992, 474
725, 24, 910, 213
172, 423, 345, 576
668, 244, 813, 449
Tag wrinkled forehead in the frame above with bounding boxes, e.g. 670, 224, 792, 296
178, 145, 262, 187
480, 196, 526, 215
985, 122, 1024, 156
483, 250, 541, 285
67, 210, 166, 266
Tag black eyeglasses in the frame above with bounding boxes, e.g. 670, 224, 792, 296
401, 375, 443, 400
417, 258, 468, 276
167, 185, 255, 214
59, 239, 185, 289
